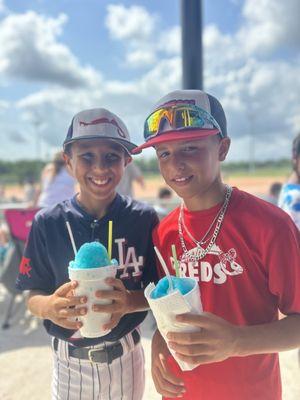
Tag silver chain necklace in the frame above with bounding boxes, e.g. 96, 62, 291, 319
178, 185, 232, 262
181, 200, 224, 245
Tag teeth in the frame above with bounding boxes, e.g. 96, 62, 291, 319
91, 178, 109, 185
175, 177, 188, 182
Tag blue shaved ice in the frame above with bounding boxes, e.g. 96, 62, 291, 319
150, 276, 194, 299
70, 241, 117, 269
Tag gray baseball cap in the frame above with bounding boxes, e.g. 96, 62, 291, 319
133, 89, 227, 153
63, 108, 139, 154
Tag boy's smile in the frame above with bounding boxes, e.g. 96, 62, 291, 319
88, 175, 111, 188
64, 138, 131, 217
172, 174, 193, 186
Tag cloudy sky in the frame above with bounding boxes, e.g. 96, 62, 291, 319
0, 0, 299, 162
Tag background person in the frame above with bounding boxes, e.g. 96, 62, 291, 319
278, 133, 300, 229
36, 151, 76, 208
153, 187, 174, 220
278, 133, 300, 365
263, 181, 282, 205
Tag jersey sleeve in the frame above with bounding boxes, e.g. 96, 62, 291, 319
16, 214, 55, 293
141, 210, 159, 286
267, 216, 300, 315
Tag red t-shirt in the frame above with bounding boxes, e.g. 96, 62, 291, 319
152, 188, 300, 400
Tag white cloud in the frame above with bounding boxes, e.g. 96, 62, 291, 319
16, 87, 106, 147
12, 55, 181, 153
105, 4, 156, 41
0, 11, 101, 87
105, 4, 159, 70
216, 59, 300, 132
138, 58, 181, 99
0, 99, 9, 109
126, 49, 156, 68
239, 0, 300, 55
0, 0, 7, 14
199, 0, 300, 161
105, 4, 180, 70
157, 26, 181, 55
204, 25, 243, 69
289, 113, 300, 134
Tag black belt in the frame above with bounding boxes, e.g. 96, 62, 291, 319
53, 330, 140, 364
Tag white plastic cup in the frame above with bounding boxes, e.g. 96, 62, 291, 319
68, 265, 116, 338
145, 277, 202, 371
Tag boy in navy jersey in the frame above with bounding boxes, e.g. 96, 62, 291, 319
16, 108, 158, 400
134, 90, 300, 400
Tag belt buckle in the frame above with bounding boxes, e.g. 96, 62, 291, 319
88, 348, 108, 364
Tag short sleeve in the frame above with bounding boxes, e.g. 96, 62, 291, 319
16, 215, 55, 293
267, 217, 300, 315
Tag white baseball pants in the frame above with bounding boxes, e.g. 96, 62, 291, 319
51, 333, 145, 400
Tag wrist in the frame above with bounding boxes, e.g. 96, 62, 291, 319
125, 290, 149, 313
153, 329, 163, 344
126, 290, 134, 313
231, 325, 243, 357
27, 291, 51, 320
232, 324, 258, 357
39, 294, 52, 319
152, 329, 167, 352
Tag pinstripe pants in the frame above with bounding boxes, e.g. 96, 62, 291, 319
51, 335, 145, 400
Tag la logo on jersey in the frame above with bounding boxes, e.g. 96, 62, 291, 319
175, 244, 243, 285
114, 238, 144, 280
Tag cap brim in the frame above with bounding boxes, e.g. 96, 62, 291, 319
132, 129, 220, 154
63, 135, 141, 155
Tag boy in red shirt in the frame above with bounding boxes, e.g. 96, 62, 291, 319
133, 90, 300, 400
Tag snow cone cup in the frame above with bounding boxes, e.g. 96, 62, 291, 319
68, 265, 117, 338
145, 277, 202, 371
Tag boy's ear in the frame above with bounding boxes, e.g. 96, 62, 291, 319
125, 155, 132, 167
219, 137, 231, 161
63, 152, 75, 177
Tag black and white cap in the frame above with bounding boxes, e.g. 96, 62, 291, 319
63, 108, 139, 154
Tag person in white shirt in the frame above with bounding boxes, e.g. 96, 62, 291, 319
278, 133, 300, 230
36, 151, 76, 208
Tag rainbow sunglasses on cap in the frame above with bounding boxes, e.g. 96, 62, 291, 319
144, 103, 223, 140
132, 90, 228, 153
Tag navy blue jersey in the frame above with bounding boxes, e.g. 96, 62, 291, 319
16, 194, 159, 347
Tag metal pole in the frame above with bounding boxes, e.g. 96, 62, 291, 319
181, 0, 203, 89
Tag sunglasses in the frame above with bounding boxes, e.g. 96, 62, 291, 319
144, 103, 223, 140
